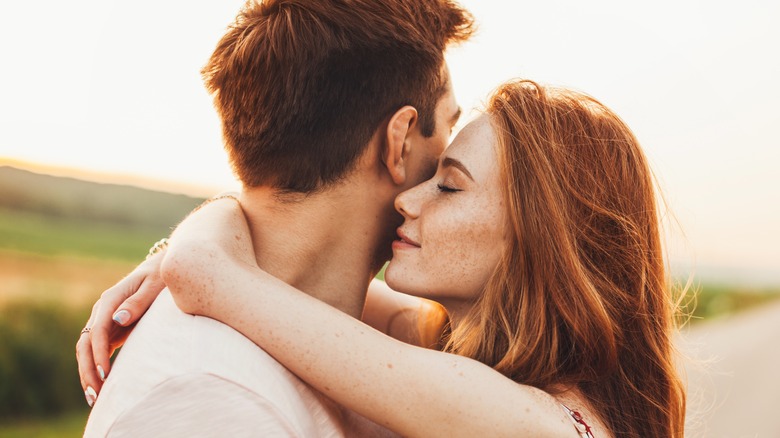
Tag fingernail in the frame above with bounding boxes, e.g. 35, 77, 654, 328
97, 365, 106, 381
85, 386, 97, 407
113, 310, 130, 325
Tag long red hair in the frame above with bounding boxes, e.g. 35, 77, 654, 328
443, 80, 685, 436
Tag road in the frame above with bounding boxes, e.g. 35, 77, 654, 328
682, 299, 780, 437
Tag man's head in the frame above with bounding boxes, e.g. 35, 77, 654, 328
203, 0, 474, 193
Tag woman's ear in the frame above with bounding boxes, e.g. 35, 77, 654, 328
382, 106, 418, 185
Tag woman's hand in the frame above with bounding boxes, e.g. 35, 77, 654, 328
75, 250, 166, 404
75, 193, 246, 407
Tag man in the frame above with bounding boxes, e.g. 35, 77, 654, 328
79, 0, 472, 435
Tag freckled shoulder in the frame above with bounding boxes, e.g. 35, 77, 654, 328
517, 386, 586, 437
552, 388, 612, 438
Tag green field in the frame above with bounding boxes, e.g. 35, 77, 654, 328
686, 283, 780, 322
0, 412, 87, 438
0, 207, 166, 262
0, 168, 199, 430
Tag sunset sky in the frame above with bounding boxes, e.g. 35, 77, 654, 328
1, 0, 778, 284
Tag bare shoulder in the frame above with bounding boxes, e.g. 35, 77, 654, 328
470, 381, 604, 438
553, 387, 613, 438
510, 385, 590, 437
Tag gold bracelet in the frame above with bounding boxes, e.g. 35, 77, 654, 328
146, 237, 169, 259
191, 193, 240, 214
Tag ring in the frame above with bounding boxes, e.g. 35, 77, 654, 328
81, 327, 92, 336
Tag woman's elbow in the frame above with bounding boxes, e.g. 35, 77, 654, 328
160, 238, 216, 314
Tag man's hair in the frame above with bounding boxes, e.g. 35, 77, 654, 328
203, 0, 474, 192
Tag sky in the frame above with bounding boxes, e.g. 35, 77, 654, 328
1, 1, 778, 285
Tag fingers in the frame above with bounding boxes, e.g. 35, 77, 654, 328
76, 300, 101, 401
89, 289, 133, 381
89, 321, 113, 387
76, 331, 101, 407
112, 275, 166, 327
91, 274, 166, 384
76, 248, 168, 407
89, 275, 147, 383
77, 271, 144, 399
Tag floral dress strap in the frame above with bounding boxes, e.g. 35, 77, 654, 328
561, 404, 595, 437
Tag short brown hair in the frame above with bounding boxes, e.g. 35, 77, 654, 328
203, 0, 474, 192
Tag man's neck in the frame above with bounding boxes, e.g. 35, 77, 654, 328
238, 181, 396, 319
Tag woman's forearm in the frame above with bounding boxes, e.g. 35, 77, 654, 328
162, 196, 441, 344
161, 202, 566, 437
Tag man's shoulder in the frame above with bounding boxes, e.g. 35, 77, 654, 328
110, 289, 311, 396
86, 290, 343, 437
102, 373, 303, 437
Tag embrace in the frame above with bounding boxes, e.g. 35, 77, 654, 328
76, 0, 686, 436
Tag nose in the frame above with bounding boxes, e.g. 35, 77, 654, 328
394, 183, 425, 220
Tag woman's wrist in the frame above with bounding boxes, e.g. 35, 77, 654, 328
146, 237, 170, 259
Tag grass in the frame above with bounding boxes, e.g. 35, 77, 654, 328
0, 411, 87, 438
0, 250, 136, 308
687, 283, 780, 323
0, 166, 203, 229
0, 204, 160, 433
0, 173, 196, 435
0, 300, 91, 429
0, 207, 169, 263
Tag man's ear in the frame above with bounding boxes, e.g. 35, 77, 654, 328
382, 106, 418, 185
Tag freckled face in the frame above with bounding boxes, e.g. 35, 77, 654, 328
385, 115, 508, 311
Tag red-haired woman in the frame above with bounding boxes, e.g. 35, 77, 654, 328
83, 80, 686, 437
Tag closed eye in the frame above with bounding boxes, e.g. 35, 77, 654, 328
437, 184, 461, 193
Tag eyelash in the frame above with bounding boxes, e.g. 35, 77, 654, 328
437, 183, 461, 193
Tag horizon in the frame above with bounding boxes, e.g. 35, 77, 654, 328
1, 0, 778, 285
0, 157, 223, 198
3, 160, 779, 288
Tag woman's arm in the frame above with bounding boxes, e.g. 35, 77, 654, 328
75, 197, 435, 401
363, 279, 448, 349
162, 199, 574, 438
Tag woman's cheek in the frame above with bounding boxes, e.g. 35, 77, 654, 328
424, 209, 492, 295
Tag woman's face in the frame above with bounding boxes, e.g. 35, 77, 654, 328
385, 115, 508, 315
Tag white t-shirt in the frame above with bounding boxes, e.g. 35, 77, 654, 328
84, 290, 345, 437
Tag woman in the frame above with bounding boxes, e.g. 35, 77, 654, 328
81, 80, 686, 436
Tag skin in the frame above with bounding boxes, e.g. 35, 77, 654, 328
387, 115, 508, 322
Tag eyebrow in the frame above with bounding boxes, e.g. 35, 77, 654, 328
442, 157, 473, 181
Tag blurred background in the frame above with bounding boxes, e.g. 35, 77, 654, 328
0, 0, 778, 436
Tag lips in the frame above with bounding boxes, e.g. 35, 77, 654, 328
395, 228, 420, 248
